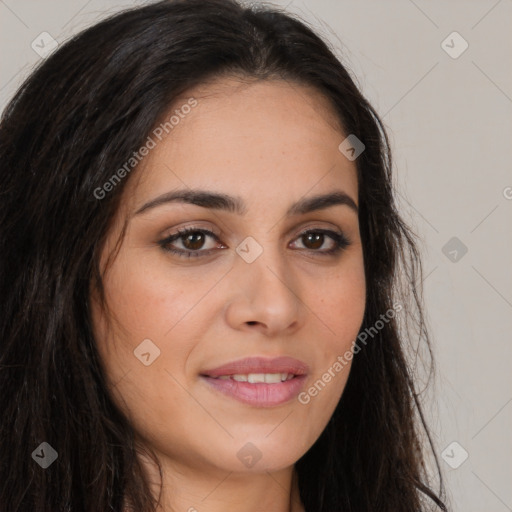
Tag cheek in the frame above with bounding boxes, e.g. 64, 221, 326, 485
301, 253, 365, 409
90, 254, 211, 449
91, 248, 229, 398
90, 251, 186, 386
317, 251, 366, 345
98, 251, 206, 343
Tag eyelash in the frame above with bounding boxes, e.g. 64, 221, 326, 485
158, 226, 351, 259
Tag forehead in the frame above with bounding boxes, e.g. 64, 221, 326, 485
125, 77, 358, 210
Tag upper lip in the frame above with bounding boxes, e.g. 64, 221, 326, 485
201, 356, 309, 378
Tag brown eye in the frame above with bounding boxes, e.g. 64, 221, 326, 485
181, 231, 207, 251
290, 229, 351, 256
158, 228, 226, 258
301, 232, 325, 250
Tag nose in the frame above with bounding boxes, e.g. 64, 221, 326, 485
224, 248, 303, 338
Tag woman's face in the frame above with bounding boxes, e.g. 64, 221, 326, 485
91, 77, 366, 477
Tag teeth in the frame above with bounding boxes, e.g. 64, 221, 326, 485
263, 373, 282, 384
216, 373, 294, 383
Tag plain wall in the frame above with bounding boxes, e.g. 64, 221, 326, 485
1, 1, 511, 510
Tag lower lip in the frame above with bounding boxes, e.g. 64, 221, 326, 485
200, 375, 307, 407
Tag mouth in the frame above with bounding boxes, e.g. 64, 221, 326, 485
211, 372, 296, 383
199, 356, 308, 407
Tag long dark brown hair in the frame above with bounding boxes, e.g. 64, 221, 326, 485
0, 0, 447, 510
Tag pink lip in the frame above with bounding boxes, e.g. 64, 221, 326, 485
200, 356, 309, 407
201, 356, 309, 377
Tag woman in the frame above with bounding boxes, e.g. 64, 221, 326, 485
0, 0, 447, 510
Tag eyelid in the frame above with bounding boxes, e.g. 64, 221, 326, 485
162, 221, 222, 238
293, 222, 345, 237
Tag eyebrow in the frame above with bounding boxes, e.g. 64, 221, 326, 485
134, 189, 358, 217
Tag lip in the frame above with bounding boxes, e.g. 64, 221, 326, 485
200, 356, 309, 407
201, 356, 309, 378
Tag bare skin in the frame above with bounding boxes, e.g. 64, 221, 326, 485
91, 77, 366, 512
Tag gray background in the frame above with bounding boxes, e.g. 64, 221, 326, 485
1, 0, 511, 510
